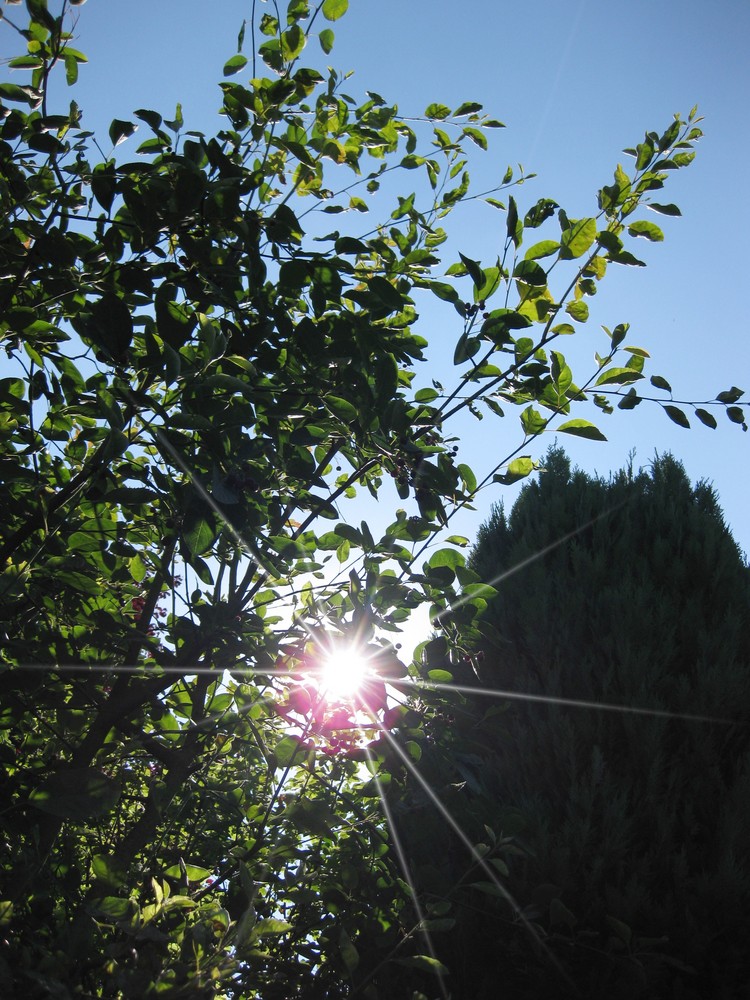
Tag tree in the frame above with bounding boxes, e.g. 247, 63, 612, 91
449, 447, 750, 996
0, 1, 746, 996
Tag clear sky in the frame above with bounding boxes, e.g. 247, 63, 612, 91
5, 0, 747, 555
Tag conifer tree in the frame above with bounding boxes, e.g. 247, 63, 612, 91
462, 447, 750, 995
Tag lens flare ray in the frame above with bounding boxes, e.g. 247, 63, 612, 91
395, 677, 746, 727
362, 745, 449, 1000
432, 501, 626, 627
362, 709, 577, 989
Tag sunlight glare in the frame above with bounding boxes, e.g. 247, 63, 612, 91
319, 646, 368, 700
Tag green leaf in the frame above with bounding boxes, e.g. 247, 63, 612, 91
506, 195, 521, 248
595, 367, 643, 386
551, 322, 575, 336
559, 217, 597, 259
428, 548, 464, 571
129, 554, 146, 583
322, 0, 348, 20
223, 54, 248, 76
565, 300, 589, 323
521, 406, 547, 436
608, 249, 647, 267
495, 456, 534, 485
427, 281, 460, 304
326, 395, 358, 422
513, 259, 547, 286
425, 103, 451, 120
695, 408, 717, 429
89, 294, 133, 362
93, 897, 140, 923
524, 198, 558, 228
664, 404, 690, 428
164, 863, 213, 882
427, 669, 453, 683
635, 138, 655, 170
459, 252, 484, 290
134, 108, 163, 131
273, 735, 303, 767
0, 82, 41, 106
91, 162, 116, 212
726, 406, 746, 426
524, 240, 559, 261
627, 220, 664, 241
462, 126, 488, 149
254, 918, 292, 936
281, 25, 305, 60
7, 56, 44, 70
183, 513, 218, 556
556, 418, 607, 441
64, 51, 79, 86
650, 374, 672, 392
319, 28, 334, 53
368, 275, 404, 313
716, 386, 744, 404
647, 202, 681, 216
476, 266, 502, 301
481, 309, 531, 338
458, 463, 477, 493
454, 101, 483, 116
108, 118, 137, 147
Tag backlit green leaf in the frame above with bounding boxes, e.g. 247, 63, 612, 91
556, 418, 607, 441
495, 456, 534, 485
525, 240, 559, 261
559, 217, 597, 259
595, 367, 644, 386
425, 103, 451, 120
319, 28, 334, 52
326, 395, 358, 421
223, 54, 248, 76
322, 0, 348, 19
281, 25, 305, 60
628, 220, 664, 241
565, 300, 589, 323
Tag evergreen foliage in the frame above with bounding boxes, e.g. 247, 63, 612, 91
464, 447, 750, 995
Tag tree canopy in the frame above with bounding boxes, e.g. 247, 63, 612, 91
458, 447, 750, 995
0, 1, 747, 997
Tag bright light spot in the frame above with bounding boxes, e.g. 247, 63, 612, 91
319, 646, 368, 700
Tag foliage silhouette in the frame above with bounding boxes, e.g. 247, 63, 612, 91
431, 447, 750, 996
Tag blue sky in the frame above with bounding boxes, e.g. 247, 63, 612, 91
6, 0, 747, 555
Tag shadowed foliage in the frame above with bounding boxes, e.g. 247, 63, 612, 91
434, 447, 750, 996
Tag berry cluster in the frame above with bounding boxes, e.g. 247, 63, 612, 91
463, 298, 487, 318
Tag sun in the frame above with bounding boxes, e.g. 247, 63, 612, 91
318, 645, 369, 700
